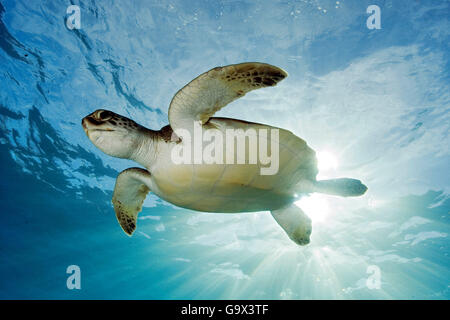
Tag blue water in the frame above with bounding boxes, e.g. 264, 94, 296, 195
0, 0, 449, 299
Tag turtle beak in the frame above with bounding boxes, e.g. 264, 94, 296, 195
81, 116, 97, 132
81, 111, 115, 135
81, 117, 90, 134
82, 116, 102, 128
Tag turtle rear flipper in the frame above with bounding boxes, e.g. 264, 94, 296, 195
271, 204, 312, 246
313, 178, 368, 197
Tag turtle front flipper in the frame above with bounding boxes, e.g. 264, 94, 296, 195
112, 168, 152, 236
168, 62, 287, 133
271, 204, 312, 246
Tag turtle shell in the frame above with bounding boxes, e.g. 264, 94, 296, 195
149, 117, 318, 213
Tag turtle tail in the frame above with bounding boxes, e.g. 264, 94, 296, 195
312, 178, 368, 197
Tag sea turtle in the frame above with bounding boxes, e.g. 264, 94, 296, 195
82, 62, 367, 245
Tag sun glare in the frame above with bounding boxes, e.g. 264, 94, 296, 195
293, 151, 339, 223
295, 194, 330, 223
317, 151, 338, 172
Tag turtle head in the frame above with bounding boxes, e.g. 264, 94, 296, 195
82, 109, 147, 159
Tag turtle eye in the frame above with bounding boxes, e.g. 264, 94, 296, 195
94, 110, 112, 121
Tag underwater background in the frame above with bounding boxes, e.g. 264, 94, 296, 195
0, 0, 449, 299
